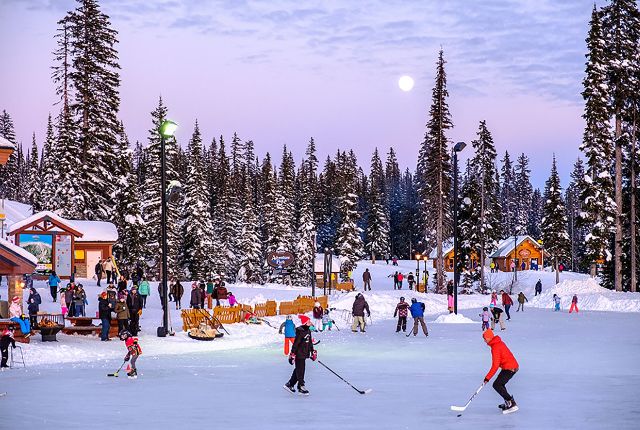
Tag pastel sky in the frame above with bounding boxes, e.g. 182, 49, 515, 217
0, 0, 606, 188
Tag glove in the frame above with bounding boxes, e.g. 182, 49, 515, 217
288, 353, 295, 365
311, 350, 317, 361
483, 378, 489, 384
124, 356, 130, 362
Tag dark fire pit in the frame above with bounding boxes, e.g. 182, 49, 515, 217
36, 314, 65, 342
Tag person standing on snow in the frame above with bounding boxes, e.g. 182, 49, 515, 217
535, 279, 542, 296
393, 297, 410, 333
447, 280, 455, 313
190, 283, 202, 309
120, 330, 142, 379
501, 290, 513, 320
98, 292, 113, 341
397, 272, 404, 289
569, 294, 579, 313
409, 298, 428, 337
95, 259, 104, 287
312, 301, 324, 328
479, 307, 491, 331
482, 329, 519, 414
103, 257, 114, 284
362, 269, 372, 291
553, 294, 561, 312
351, 293, 370, 333
279, 315, 296, 355
127, 288, 142, 336
115, 294, 130, 333
489, 304, 505, 331
490, 290, 498, 306
47, 271, 61, 302
407, 272, 415, 290
516, 292, 528, 312
27, 287, 41, 329
284, 315, 317, 395
1, 327, 16, 368
389, 271, 399, 290
172, 279, 184, 309
138, 277, 150, 309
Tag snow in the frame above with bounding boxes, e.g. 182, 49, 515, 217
7, 210, 81, 236
1, 260, 639, 429
490, 235, 541, 258
72, 220, 119, 242
0, 236, 39, 265
0, 134, 14, 149
428, 238, 454, 259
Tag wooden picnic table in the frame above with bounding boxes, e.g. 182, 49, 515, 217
62, 317, 119, 338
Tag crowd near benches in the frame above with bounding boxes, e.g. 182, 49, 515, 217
180, 296, 330, 331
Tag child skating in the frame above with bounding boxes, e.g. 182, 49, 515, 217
120, 330, 142, 379
516, 292, 528, 312
279, 315, 296, 355
394, 297, 409, 333
284, 315, 317, 395
553, 294, 561, 311
321, 309, 333, 331
483, 329, 520, 414
480, 307, 491, 331
569, 294, 579, 313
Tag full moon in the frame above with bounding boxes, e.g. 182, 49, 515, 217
398, 75, 414, 91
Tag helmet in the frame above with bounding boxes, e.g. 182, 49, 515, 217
400, 297, 405, 301
119, 330, 132, 340
411, 298, 417, 303
489, 304, 495, 308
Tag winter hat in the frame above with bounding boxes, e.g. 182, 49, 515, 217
483, 329, 495, 342
400, 297, 405, 302
286, 315, 292, 320
298, 315, 312, 326
12, 296, 20, 303
489, 303, 495, 308
192, 282, 198, 288
411, 298, 417, 303
482, 307, 488, 311
100, 292, 108, 298
314, 301, 320, 307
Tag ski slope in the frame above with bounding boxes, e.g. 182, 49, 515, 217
1, 261, 639, 429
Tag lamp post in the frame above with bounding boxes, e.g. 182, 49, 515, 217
157, 119, 178, 338
415, 253, 421, 292
452, 141, 467, 314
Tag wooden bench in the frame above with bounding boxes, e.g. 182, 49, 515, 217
335, 282, 355, 292
278, 301, 297, 315
265, 300, 277, 316
0, 320, 30, 344
62, 316, 118, 337
213, 306, 243, 324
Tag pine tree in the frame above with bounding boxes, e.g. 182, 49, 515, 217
335, 152, 364, 278
39, 114, 58, 210
0, 110, 19, 200
566, 158, 588, 272
527, 188, 543, 240
292, 158, 317, 287
278, 145, 296, 251
65, 0, 122, 220
365, 148, 390, 262
181, 120, 214, 280
500, 151, 517, 235
317, 156, 339, 249
541, 156, 571, 283
459, 120, 502, 291
211, 138, 231, 277
417, 49, 453, 292
27, 133, 41, 210
385, 148, 402, 257
514, 153, 533, 234
579, 5, 617, 278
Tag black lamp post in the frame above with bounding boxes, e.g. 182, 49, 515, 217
157, 119, 178, 338
415, 253, 420, 292
452, 141, 467, 315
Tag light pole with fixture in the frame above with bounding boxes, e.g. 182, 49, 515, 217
452, 141, 467, 315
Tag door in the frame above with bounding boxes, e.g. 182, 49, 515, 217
86, 250, 103, 279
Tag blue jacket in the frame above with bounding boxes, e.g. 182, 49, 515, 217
283, 320, 295, 338
48, 274, 61, 287
410, 302, 425, 318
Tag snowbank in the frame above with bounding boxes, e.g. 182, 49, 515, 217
529, 278, 640, 312
431, 313, 476, 323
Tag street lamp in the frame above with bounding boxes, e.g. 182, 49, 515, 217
423, 251, 428, 292
157, 119, 178, 338
452, 141, 467, 314
415, 253, 421, 292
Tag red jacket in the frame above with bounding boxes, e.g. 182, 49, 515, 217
485, 336, 518, 381
502, 293, 513, 306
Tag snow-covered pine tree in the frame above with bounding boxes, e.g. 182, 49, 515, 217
180, 120, 214, 281
222, 133, 246, 281
335, 151, 364, 279
541, 155, 571, 283
27, 133, 41, 210
14, 143, 28, 203
600, 0, 640, 291
292, 159, 317, 287
236, 172, 263, 284
398, 168, 420, 260
417, 49, 453, 293
38, 115, 56, 210
385, 148, 402, 257
365, 148, 390, 262
211, 138, 231, 277
112, 127, 145, 271
527, 188, 543, 240
66, 0, 122, 220
459, 120, 502, 291
514, 153, 533, 234
278, 146, 296, 251
0, 110, 19, 201
500, 151, 517, 236
565, 158, 588, 272
316, 156, 339, 249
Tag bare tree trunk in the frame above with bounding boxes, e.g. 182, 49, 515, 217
631, 115, 637, 292
555, 256, 560, 284
614, 115, 623, 291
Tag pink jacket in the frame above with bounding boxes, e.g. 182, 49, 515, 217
228, 295, 237, 306
9, 302, 22, 318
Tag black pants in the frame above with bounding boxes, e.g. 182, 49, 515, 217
364, 281, 371, 291
50, 286, 57, 302
1, 347, 8, 367
504, 304, 511, 320
97, 274, 102, 286
493, 369, 517, 401
288, 359, 307, 387
129, 312, 140, 335
140, 295, 147, 308
396, 316, 407, 332
118, 319, 129, 333
106, 271, 113, 284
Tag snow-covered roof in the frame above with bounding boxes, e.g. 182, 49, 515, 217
0, 236, 38, 265
314, 254, 341, 273
490, 235, 541, 258
1, 199, 32, 230
429, 239, 454, 259
0, 135, 14, 149
72, 220, 118, 242
7, 211, 83, 237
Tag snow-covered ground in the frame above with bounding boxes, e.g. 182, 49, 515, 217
2, 261, 639, 429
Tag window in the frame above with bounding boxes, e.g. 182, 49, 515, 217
74, 250, 85, 261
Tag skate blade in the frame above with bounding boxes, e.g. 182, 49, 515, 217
502, 406, 519, 414
283, 385, 296, 394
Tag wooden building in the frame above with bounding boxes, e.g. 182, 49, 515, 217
490, 235, 544, 272
429, 239, 480, 272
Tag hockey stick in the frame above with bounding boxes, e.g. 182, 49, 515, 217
317, 360, 372, 395
331, 320, 340, 331
451, 383, 485, 413
107, 360, 127, 377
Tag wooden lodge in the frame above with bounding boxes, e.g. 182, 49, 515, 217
429, 239, 480, 273
490, 235, 544, 272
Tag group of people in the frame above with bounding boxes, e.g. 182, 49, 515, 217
393, 297, 429, 336
184, 276, 230, 310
